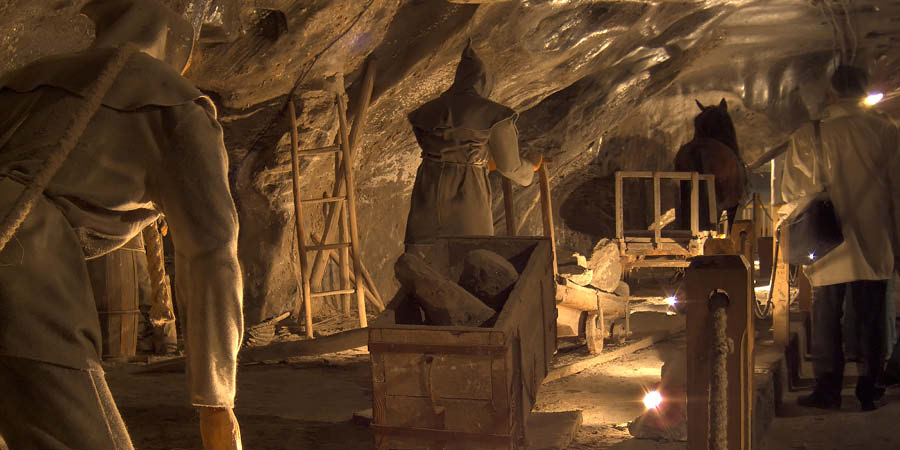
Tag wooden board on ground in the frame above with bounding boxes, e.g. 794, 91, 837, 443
544, 330, 682, 384
525, 411, 583, 450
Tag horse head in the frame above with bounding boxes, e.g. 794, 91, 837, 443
693, 98, 739, 154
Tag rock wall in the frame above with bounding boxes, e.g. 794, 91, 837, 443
2, 0, 899, 328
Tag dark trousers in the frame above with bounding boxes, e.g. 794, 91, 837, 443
811, 280, 889, 398
0, 356, 134, 450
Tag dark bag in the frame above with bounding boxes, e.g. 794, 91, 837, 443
780, 120, 844, 265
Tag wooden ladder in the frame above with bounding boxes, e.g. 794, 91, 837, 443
286, 61, 384, 338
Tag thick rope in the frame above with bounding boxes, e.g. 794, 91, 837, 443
142, 221, 175, 325
0, 44, 138, 253
709, 292, 733, 450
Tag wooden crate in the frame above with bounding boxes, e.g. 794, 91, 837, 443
369, 237, 557, 450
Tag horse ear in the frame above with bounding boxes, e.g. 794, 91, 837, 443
719, 98, 727, 111
695, 100, 704, 111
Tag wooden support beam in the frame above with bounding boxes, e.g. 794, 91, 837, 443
615, 172, 623, 240
773, 228, 790, 348
685, 255, 754, 450
538, 164, 557, 277
653, 172, 661, 248
336, 95, 368, 328
690, 172, 700, 238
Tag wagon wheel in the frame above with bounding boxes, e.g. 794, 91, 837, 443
585, 309, 604, 355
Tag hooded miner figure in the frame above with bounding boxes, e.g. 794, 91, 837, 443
404, 42, 541, 246
0, 1, 243, 449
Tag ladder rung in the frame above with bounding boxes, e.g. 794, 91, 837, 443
310, 288, 356, 298
305, 242, 350, 251
296, 145, 340, 156
301, 196, 347, 205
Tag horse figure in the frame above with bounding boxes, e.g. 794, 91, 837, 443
674, 98, 747, 233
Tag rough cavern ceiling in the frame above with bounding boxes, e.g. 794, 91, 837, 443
2, 0, 898, 326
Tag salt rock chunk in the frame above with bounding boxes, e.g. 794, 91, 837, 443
588, 239, 622, 292
558, 263, 593, 286
458, 249, 519, 311
395, 253, 496, 327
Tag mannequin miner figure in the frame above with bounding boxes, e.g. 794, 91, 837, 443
0, 1, 243, 449
404, 41, 542, 248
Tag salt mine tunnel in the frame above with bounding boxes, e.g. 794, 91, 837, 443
0, 0, 899, 449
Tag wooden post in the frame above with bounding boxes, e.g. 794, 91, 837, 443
752, 193, 763, 238
337, 152, 352, 317
690, 172, 700, 238
707, 176, 718, 234
288, 100, 315, 338
615, 172, 624, 241
336, 95, 368, 328
653, 172, 661, 248
310, 59, 376, 289
797, 266, 812, 313
773, 226, 790, 348
538, 164, 557, 277
502, 178, 516, 236
685, 255, 754, 450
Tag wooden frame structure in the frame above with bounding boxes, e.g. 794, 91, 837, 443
287, 60, 384, 338
614, 171, 716, 270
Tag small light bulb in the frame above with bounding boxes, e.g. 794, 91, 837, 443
643, 391, 663, 409
808, 253, 815, 261
864, 93, 884, 106
664, 296, 677, 307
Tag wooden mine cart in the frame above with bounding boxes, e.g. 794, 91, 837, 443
368, 236, 557, 450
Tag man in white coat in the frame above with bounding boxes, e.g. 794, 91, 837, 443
0, 1, 243, 448
782, 65, 900, 411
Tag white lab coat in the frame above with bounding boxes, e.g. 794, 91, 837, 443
781, 99, 899, 287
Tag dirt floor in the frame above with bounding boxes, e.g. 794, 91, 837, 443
106, 334, 900, 450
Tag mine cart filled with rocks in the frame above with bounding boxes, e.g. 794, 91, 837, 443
368, 236, 557, 450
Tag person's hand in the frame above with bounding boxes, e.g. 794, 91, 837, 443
199, 407, 242, 450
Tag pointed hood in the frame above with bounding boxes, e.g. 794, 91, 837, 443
449, 41, 494, 97
82, 0, 195, 73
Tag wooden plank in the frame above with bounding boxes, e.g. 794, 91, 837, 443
374, 328, 493, 346
691, 172, 700, 237
306, 242, 350, 251
382, 397, 508, 435
653, 172, 661, 248
496, 241, 552, 329
309, 288, 355, 298
542, 331, 679, 383
288, 100, 314, 338
382, 352, 494, 399
300, 195, 346, 205
338, 152, 352, 316
773, 228, 790, 348
336, 95, 368, 328
706, 176, 718, 229
797, 267, 812, 313
615, 172, 624, 240
295, 144, 339, 156
626, 259, 691, 268
538, 165, 557, 277
502, 178, 516, 236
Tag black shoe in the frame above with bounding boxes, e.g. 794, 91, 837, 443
857, 378, 887, 411
797, 390, 842, 410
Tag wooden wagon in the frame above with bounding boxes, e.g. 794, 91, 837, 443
368, 236, 557, 450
